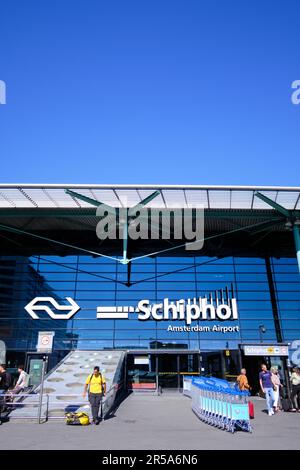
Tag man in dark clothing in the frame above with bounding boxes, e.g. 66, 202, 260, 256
0, 364, 13, 421
0, 364, 12, 391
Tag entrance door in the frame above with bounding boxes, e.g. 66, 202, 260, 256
127, 351, 200, 391
157, 354, 179, 389
157, 353, 200, 390
242, 355, 287, 396
25, 353, 49, 386
201, 352, 224, 378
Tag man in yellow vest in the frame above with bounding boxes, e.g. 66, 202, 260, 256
83, 366, 106, 425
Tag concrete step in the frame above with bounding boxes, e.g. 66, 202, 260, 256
9, 350, 125, 420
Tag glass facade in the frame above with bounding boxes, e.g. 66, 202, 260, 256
1, 254, 299, 358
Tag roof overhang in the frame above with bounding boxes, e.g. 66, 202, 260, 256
0, 185, 298, 259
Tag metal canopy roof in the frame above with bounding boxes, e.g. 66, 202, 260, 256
0, 184, 299, 210
0, 185, 298, 260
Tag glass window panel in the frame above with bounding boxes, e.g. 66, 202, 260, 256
208, 190, 231, 208
76, 282, 117, 291
230, 191, 253, 209
71, 319, 114, 328
196, 264, 234, 273
272, 258, 297, 265
78, 264, 117, 273
252, 191, 277, 209
76, 292, 117, 300
279, 301, 300, 310
276, 292, 300, 300
117, 283, 155, 291
275, 192, 299, 209
157, 273, 195, 281
114, 329, 157, 340
237, 291, 271, 300
275, 283, 300, 291
197, 274, 235, 282
234, 264, 267, 273
234, 257, 265, 264
156, 291, 196, 299
235, 273, 268, 281
116, 291, 156, 301
273, 273, 300, 282
278, 311, 300, 319
77, 339, 113, 349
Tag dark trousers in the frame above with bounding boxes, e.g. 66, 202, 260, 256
291, 384, 300, 409
88, 393, 103, 421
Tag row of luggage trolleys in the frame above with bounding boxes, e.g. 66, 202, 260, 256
183, 376, 252, 434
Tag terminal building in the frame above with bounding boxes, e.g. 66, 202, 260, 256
0, 184, 300, 395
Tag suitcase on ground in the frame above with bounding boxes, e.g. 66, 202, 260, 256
248, 401, 254, 419
281, 398, 292, 412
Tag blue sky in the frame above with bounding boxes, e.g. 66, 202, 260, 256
0, 0, 299, 185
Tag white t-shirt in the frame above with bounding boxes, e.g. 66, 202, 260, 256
16, 370, 29, 388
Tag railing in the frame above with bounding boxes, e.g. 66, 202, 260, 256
0, 393, 49, 423
1, 381, 124, 423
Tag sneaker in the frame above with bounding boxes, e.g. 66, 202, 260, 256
95, 419, 100, 425
268, 410, 273, 416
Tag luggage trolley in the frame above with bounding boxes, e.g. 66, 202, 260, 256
191, 377, 252, 433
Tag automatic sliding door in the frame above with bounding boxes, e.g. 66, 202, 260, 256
179, 354, 200, 388
157, 354, 179, 389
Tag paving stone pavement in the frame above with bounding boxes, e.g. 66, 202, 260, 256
1, 393, 300, 450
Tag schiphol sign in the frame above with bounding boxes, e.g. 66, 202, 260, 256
25, 295, 240, 334
97, 297, 240, 334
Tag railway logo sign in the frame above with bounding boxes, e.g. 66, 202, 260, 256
25, 297, 80, 320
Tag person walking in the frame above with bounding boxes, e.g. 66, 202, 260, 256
271, 367, 282, 412
12, 365, 29, 394
83, 366, 106, 425
237, 368, 251, 392
0, 364, 13, 392
290, 367, 300, 412
0, 364, 13, 419
259, 363, 276, 416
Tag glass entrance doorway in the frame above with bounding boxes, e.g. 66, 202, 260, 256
127, 350, 200, 391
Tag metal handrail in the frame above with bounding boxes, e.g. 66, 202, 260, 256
2, 380, 124, 422
1, 393, 49, 422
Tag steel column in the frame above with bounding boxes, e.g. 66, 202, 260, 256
293, 224, 300, 274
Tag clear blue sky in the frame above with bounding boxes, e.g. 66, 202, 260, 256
0, 0, 299, 185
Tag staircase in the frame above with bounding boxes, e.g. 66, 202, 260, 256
9, 350, 126, 420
